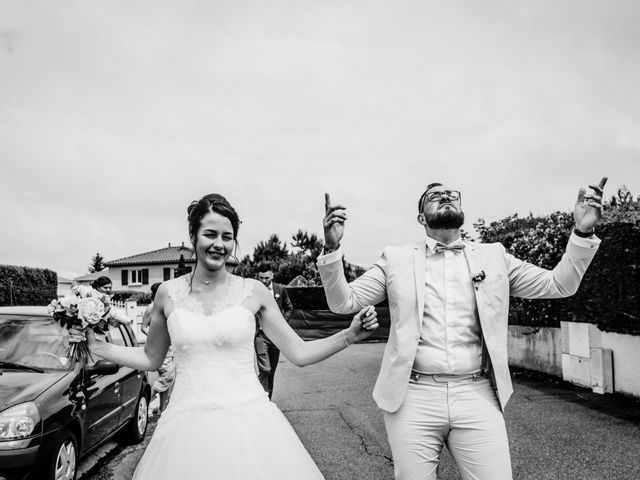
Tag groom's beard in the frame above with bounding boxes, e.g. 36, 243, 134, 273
425, 209, 465, 229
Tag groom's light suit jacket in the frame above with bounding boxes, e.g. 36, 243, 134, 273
317, 233, 600, 413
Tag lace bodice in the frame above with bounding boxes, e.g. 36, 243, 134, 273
161, 274, 267, 413
166, 273, 255, 316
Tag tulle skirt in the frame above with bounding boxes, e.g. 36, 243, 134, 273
132, 400, 324, 479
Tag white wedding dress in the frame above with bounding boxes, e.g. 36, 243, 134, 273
132, 275, 324, 479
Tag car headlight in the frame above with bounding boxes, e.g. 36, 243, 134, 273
0, 402, 41, 440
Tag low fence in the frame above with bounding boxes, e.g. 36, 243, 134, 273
508, 323, 640, 398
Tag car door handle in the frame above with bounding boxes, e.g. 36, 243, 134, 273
114, 382, 120, 394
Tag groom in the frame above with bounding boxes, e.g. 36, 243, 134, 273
317, 178, 606, 480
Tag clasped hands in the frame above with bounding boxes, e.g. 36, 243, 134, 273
347, 305, 379, 343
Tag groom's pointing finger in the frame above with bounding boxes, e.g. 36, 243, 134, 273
324, 193, 331, 213
588, 177, 608, 196
598, 177, 608, 190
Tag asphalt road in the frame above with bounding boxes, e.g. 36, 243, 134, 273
82, 342, 640, 480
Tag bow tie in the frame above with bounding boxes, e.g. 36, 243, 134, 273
434, 242, 465, 254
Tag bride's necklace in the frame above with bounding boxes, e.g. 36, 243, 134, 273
194, 273, 217, 286
193, 269, 231, 288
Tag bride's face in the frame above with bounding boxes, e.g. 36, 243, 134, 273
195, 211, 235, 271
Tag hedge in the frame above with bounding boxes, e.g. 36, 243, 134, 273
508, 222, 640, 334
0, 264, 58, 306
479, 200, 639, 335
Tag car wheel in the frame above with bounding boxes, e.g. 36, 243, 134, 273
121, 391, 149, 444
45, 430, 78, 480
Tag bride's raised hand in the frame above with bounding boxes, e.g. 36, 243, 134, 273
346, 305, 379, 343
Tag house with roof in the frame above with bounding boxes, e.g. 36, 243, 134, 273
56, 275, 75, 298
105, 243, 196, 292
73, 270, 109, 288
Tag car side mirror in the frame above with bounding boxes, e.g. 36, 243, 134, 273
88, 360, 120, 375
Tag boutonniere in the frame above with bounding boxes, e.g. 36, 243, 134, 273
471, 271, 486, 291
274, 293, 280, 299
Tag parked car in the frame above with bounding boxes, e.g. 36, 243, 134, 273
0, 306, 151, 480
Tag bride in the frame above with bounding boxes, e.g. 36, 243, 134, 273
72, 193, 379, 479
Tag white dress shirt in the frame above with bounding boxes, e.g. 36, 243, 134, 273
412, 236, 483, 375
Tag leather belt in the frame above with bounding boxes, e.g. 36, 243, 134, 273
410, 370, 486, 384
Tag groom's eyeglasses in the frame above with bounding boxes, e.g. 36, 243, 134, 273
425, 190, 461, 202
419, 190, 461, 211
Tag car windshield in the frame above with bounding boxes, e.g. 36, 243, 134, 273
0, 315, 72, 371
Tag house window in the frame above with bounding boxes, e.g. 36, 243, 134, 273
163, 267, 171, 281
129, 268, 149, 285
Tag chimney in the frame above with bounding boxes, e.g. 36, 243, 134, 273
168, 242, 171, 248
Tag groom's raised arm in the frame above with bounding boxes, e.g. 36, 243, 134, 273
507, 177, 606, 299
317, 193, 388, 314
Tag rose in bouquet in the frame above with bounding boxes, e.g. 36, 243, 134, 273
47, 285, 116, 361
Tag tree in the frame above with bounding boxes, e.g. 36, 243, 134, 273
176, 254, 188, 276
234, 255, 255, 279
291, 230, 323, 258
608, 184, 635, 207
605, 185, 639, 224
238, 230, 364, 286
253, 234, 288, 264
88, 252, 106, 273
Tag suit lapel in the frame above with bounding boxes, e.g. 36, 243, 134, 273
413, 242, 426, 330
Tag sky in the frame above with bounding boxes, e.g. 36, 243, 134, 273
1, 0, 638, 278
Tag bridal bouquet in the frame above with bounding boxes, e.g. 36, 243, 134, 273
47, 285, 115, 361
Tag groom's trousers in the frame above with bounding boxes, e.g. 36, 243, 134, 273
383, 374, 512, 480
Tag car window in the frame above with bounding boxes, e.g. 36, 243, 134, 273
108, 325, 127, 346
0, 316, 72, 370
120, 324, 136, 346
85, 326, 126, 368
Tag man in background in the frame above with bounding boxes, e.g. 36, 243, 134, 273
254, 263, 293, 399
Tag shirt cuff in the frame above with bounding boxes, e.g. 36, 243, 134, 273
569, 230, 601, 249
316, 248, 343, 266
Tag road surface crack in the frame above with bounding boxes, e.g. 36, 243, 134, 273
336, 409, 393, 464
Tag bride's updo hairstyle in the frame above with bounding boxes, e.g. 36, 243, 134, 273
187, 194, 241, 246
